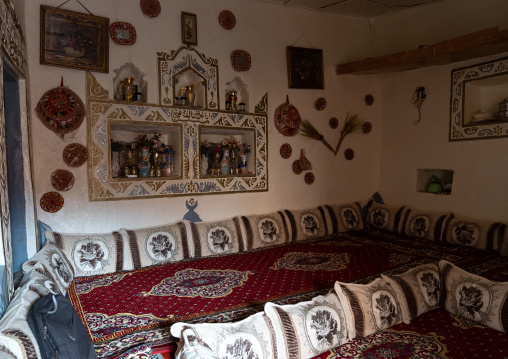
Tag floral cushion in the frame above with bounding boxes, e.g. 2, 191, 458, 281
442, 215, 501, 251
45, 230, 128, 277
239, 212, 290, 250
364, 202, 407, 233
334, 278, 404, 340
402, 208, 451, 241
439, 260, 508, 333
21, 243, 74, 295
324, 202, 364, 233
381, 263, 440, 323
121, 221, 192, 270
264, 292, 349, 359
188, 218, 245, 258
171, 312, 277, 359
283, 207, 328, 242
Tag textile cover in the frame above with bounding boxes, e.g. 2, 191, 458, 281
67, 229, 508, 358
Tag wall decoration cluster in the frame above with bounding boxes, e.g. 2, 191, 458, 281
40, 5, 109, 72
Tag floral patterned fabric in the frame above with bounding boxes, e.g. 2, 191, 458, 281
264, 292, 349, 359
401, 208, 451, 241
439, 260, 508, 333
335, 278, 404, 340
284, 207, 328, 242
171, 312, 277, 359
364, 202, 407, 233
188, 218, 244, 258
239, 212, 289, 250
442, 215, 501, 251
45, 230, 128, 277
121, 221, 191, 270
324, 202, 364, 234
21, 243, 74, 295
382, 262, 440, 323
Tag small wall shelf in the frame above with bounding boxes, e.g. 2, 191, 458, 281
416, 169, 454, 195
336, 27, 508, 75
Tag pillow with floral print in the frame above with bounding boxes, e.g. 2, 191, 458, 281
382, 262, 440, 323
187, 218, 245, 258
45, 230, 128, 277
364, 202, 407, 233
171, 312, 277, 359
442, 215, 501, 251
264, 292, 349, 359
238, 211, 290, 251
439, 260, 508, 333
402, 208, 451, 241
334, 277, 404, 340
324, 202, 364, 234
283, 207, 328, 242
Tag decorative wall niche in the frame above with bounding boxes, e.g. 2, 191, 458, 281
87, 46, 268, 201
449, 56, 508, 141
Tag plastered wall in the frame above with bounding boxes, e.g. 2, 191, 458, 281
371, 0, 508, 221
23, 0, 380, 233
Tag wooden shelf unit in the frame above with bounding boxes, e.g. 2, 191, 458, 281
336, 27, 508, 75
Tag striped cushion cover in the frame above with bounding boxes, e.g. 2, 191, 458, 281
382, 262, 440, 323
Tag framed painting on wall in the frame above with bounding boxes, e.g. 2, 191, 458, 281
40, 5, 109, 73
287, 46, 324, 89
181, 12, 197, 46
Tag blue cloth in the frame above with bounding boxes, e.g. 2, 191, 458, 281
37, 220, 52, 250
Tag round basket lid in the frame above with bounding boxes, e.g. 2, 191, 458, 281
36, 86, 85, 135
274, 96, 301, 136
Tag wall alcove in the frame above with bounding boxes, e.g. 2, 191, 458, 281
87, 47, 268, 201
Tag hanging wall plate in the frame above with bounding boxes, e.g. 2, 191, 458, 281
362, 122, 372, 134
344, 148, 355, 160
280, 143, 292, 159
110, 22, 137, 45
329, 117, 338, 129
36, 86, 85, 138
219, 10, 236, 30
140, 0, 161, 17
292, 160, 302, 175
40, 192, 64, 213
51, 169, 75, 191
304, 172, 315, 185
314, 97, 326, 111
63, 143, 88, 167
231, 50, 251, 71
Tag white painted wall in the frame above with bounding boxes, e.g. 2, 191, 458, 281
371, 0, 508, 221
23, 0, 380, 233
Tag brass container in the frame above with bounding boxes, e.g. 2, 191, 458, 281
117, 77, 136, 102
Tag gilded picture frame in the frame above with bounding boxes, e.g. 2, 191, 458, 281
287, 46, 324, 89
181, 12, 197, 46
40, 5, 109, 73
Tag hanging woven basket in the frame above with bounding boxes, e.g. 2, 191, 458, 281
274, 95, 301, 136
36, 86, 85, 138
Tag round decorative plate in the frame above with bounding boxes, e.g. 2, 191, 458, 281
110, 22, 137, 45
292, 160, 302, 175
40, 192, 64, 213
329, 117, 338, 129
304, 172, 315, 185
51, 169, 75, 191
344, 148, 355, 160
365, 94, 374, 106
314, 97, 327, 111
280, 143, 292, 159
362, 122, 372, 134
36, 87, 85, 135
63, 143, 88, 167
274, 96, 301, 136
231, 50, 251, 71
219, 10, 236, 30
140, 0, 161, 17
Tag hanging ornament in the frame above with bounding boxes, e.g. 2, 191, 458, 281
40, 192, 64, 213
298, 149, 312, 171
36, 80, 85, 139
274, 95, 301, 136
280, 143, 292, 159
411, 86, 426, 125
304, 172, 315, 185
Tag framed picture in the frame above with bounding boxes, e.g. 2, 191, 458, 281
287, 46, 324, 89
181, 12, 197, 46
40, 5, 109, 73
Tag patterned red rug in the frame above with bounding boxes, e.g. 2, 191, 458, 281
68, 229, 506, 358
